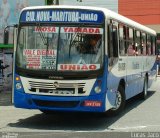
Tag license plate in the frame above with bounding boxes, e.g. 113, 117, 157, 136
49, 90, 74, 94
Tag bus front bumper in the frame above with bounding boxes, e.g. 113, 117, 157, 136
14, 91, 106, 113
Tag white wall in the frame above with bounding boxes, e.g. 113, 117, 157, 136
59, 0, 118, 13
146, 25, 160, 33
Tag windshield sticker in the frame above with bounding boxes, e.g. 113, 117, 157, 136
41, 56, 57, 70
34, 27, 59, 33
61, 27, 103, 34
58, 64, 100, 71
23, 49, 57, 69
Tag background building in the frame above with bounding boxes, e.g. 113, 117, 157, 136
60, 0, 118, 12
119, 0, 160, 33
118, 0, 160, 52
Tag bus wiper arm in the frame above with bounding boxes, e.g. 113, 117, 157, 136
68, 25, 83, 57
36, 24, 49, 53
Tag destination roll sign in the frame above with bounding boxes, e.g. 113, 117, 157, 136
20, 9, 104, 24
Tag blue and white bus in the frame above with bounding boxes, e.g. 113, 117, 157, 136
6, 5, 157, 115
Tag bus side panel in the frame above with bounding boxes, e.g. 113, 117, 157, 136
106, 56, 123, 111
146, 56, 157, 88
125, 56, 144, 99
106, 55, 156, 102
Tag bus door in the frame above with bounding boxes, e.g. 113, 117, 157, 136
107, 21, 119, 107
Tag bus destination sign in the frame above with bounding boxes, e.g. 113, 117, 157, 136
20, 9, 104, 24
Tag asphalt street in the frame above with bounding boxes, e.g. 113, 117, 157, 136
0, 77, 160, 138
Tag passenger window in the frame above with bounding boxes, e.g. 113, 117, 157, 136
142, 32, 147, 55
152, 36, 156, 55
129, 28, 133, 40
135, 30, 141, 55
147, 35, 152, 55
127, 27, 135, 56
108, 23, 118, 58
112, 26, 118, 57
119, 24, 126, 56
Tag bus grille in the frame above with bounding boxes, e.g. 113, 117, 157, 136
33, 99, 80, 108
28, 81, 86, 96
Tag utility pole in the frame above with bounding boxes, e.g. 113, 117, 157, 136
54, 0, 59, 5
47, 0, 59, 5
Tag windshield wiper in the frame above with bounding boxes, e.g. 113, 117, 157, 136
68, 25, 84, 58
36, 23, 49, 55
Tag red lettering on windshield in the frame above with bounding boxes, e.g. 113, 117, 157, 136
62, 27, 101, 34
35, 27, 56, 32
58, 64, 99, 71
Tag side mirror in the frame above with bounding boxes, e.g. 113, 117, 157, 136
3, 25, 18, 45
4, 28, 9, 45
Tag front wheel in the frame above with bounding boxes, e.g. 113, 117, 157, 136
107, 85, 126, 116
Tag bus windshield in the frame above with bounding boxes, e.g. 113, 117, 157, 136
16, 25, 104, 72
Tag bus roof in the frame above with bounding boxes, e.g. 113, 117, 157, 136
21, 5, 156, 36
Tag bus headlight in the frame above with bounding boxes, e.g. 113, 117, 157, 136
94, 80, 102, 93
16, 83, 22, 90
94, 86, 101, 93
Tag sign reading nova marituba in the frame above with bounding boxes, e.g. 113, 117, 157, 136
20, 9, 104, 23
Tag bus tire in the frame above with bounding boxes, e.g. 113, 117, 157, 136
140, 77, 148, 100
107, 85, 126, 116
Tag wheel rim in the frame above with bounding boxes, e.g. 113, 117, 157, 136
112, 91, 122, 110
